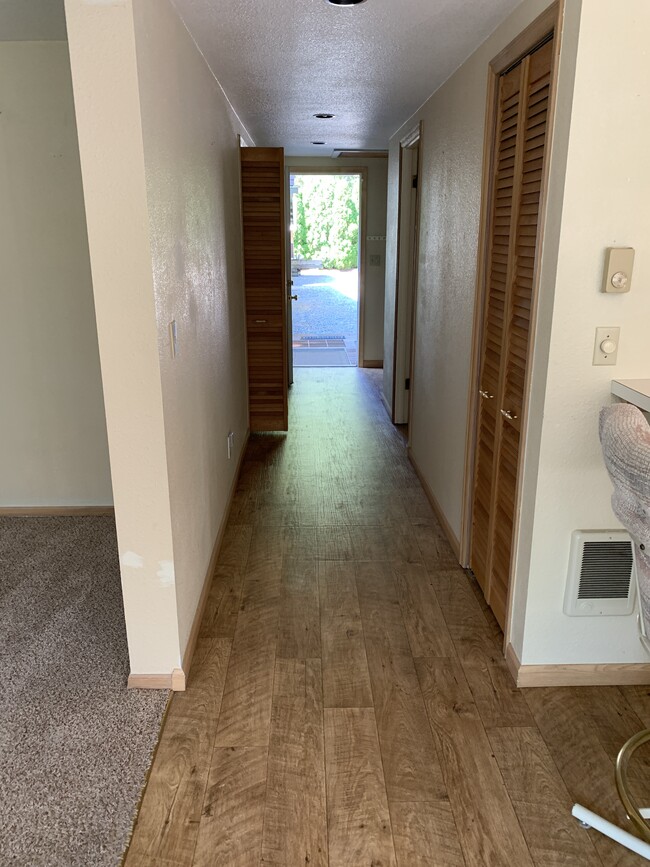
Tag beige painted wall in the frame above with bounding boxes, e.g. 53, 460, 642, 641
132, 0, 250, 655
287, 156, 388, 363
65, 0, 181, 676
65, 0, 251, 677
386, 0, 650, 668
517, 0, 650, 665
385, 0, 553, 546
0, 41, 112, 507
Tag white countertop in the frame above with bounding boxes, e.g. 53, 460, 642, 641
611, 379, 650, 413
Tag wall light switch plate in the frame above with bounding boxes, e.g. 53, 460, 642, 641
602, 247, 634, 293
593, 326, 620, 365
169, 320, 178, 358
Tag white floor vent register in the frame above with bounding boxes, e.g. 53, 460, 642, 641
564, 530, 636, 617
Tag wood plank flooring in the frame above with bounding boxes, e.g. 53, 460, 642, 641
125, 369, 649, 866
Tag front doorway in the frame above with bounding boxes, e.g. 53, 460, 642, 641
288, 172, 364, 370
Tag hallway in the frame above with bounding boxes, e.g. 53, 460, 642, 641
126, 369, 649, 867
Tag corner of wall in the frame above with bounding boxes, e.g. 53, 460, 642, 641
65, 0, 182, 676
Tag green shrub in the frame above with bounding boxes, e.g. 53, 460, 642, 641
292, 175, 360, 270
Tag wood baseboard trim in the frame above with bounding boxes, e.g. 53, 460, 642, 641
505, 642, 521, 684
380, 390, 393, 422
178, 428, 251, 687
128, 669, 185, 690
408, 448, 461, 561
506, 642, 650, 687
362, 359, 383, 369
0, 505, 115, 517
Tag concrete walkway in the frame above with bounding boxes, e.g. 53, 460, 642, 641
291, 269, 359, 366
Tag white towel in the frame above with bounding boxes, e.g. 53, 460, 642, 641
599, 404, 650, 639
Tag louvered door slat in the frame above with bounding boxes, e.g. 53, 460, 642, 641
241, 148, 288, 432
488, 37, 553, 627
470, 63, 522, 592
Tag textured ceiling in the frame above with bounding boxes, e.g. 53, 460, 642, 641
0, 0, 66, 41
171, 0, 522, 155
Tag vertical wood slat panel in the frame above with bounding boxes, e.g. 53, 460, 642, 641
470, 34, 554, 630
241, 148, 288, 431
470, 65, 522, 594
489, 38, 553, 629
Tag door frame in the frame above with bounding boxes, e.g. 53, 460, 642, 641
459, 2, 563, 644
391, 122, 423, 432
284, 165, 368, 367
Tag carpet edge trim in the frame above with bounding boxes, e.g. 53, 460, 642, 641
118, 690, 174, 867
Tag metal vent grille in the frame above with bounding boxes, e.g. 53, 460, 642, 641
578, 541, 634, 599
564, 530, 636, 616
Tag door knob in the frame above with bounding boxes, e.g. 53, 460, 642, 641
479, 389, 494, 399
500, 409, 518, 420
290, 294, 298, 301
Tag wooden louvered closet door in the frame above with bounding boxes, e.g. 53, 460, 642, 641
241, 148, 288, 431
470, 35, 554, 629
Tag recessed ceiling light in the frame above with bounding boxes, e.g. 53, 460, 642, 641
313, 113, 335, 119
311, 141, 326, 145
327, 0, 367, 5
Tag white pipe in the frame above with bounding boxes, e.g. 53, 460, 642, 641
572, 804, 650, 860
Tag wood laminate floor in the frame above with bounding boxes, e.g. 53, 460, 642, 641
125, 369, 650, 867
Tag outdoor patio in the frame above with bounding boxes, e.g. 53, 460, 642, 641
291, 268, 359, 366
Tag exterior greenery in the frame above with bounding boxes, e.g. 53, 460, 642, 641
292, 174, 360, 270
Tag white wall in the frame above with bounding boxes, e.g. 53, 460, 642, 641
517, 0, 650, 666
287, 156, 388, 363
0, 41, 112, 507
64, 0, 251, 677
132, 0, 251, 655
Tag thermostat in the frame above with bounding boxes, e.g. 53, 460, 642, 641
602, 247, 634, 293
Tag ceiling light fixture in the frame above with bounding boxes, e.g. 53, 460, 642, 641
313, 113, 335, 119
327, 0, 367, 5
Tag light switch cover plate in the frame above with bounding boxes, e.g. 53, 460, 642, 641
593, 326, 620, 365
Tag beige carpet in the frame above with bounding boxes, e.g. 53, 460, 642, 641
0, 516, 169, 866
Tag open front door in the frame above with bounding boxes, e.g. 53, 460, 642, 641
241, 147, 288, 431
286, 273, 294, 387
286, 174, 295, 386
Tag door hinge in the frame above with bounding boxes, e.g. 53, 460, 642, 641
405, 377, 410, 390
412, 176, 418, 189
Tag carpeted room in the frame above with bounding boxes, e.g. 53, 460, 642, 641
0, 517, 168, 865
0, 16, 167, 864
